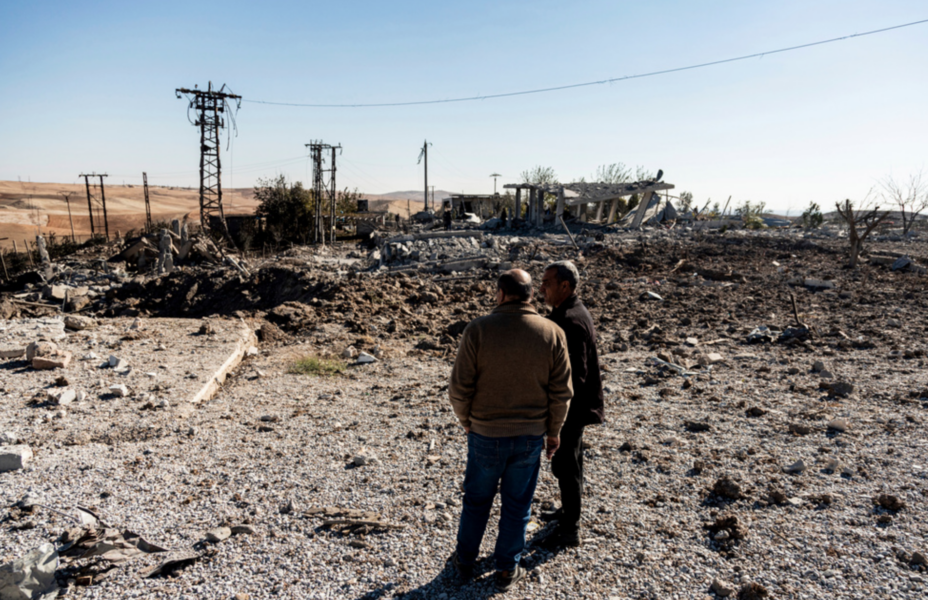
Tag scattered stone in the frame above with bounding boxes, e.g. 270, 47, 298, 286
737, 582, 769, 600
353, 452, 378, 466
641, 291, 663, 302
788, 423, 812, 436
0, 543, 58, 600
0, 445, 33, 472
746, 406, 767, 417
64, 315, 96, 331
823, 458, 841, 473
108, 355, 129, 370
109, 384, 130, 398
692, 459, 705, 474
684, 421, 711, 433
205, 526, 232, 543
783, 459, 806, 474
231, 525, 257, 536
812, 360, 826, 373
697, 353, 724, 366
711, 477, 743, 500
710, 578, 735, 597
827, 418, 849, 433
767, 489, 788, 505
874, 494, 906, 512
685, 337, 699, 346
912, 552, 926, 566
0, 432, 18, 445
342, 346, 358, 359
827, 381, 854, 397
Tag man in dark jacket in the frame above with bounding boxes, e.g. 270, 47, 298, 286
538, 260, 605, 548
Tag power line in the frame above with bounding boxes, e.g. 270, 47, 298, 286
243, 18, 928, 108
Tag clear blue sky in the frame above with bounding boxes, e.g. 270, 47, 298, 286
2, 0, 926, 213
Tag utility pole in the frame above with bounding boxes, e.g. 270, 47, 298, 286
417, 140, 432, 212
142, 172, 152, 233
59, 192, 76, 242
305, 141, 342, 245
490, 173, 501, 195
79, 173, 109, 240
175, 82, 242, 238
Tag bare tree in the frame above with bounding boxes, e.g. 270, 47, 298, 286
835, 194, 890, 267
879, 171, 928, 235
594, 163, 631, 184
519, 166, 558, 185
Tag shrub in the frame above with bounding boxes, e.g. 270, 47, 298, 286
289, 355, 346, 376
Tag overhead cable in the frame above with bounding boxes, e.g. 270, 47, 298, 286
243, 18, 928, 108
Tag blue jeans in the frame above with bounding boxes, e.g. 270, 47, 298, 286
455, 432, 544, 571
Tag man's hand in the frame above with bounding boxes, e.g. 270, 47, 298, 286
545, 436, 560, 460
463, 425, 470, 434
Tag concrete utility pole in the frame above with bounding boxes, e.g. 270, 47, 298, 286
142, 172, 152, 233
59, 192, 76, 242
79, 173, 109, 240
175, 82, 242, 237
417, 140, 432, 212
490, 173, 501, 195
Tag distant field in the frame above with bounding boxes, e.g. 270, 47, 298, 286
0, 181, 447, 249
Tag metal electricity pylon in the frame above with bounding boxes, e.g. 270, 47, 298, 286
175, 82, 241, 237
305, 141, 342, 246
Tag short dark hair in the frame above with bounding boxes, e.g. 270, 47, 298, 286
545, 261, 580, 290
497, 272, 532, 301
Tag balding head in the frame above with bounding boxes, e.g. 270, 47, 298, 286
497, 269, 533, 303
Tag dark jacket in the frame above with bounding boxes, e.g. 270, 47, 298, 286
547, 294, 605, 429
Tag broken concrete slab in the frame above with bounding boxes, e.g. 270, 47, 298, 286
0, 543, 58, 600
0, 445, 33, 472
0, 347, 25, 359
25, 341, 58, 361
32, 351, 72, 370
47, 388, 76, 406
64, 315, 96, 331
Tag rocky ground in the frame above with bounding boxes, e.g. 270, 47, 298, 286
1, 225, 927, 599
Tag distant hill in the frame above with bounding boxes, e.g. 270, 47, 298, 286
367, 190, 453, 202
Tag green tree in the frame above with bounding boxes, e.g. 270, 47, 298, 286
735, 200, 767, 229
254, 175, 313, 245
677, 191, 694, 213
801, 201, 824, 229
594, 163, 631, 184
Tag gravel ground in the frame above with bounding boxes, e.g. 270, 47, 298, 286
2, 228, 928, 600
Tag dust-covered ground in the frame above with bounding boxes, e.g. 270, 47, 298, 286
1, 227, 927, 599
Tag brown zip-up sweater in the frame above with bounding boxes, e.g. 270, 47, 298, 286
449, 301, 573, 438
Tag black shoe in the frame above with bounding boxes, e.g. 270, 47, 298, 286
495, 564, 526, 592
538, 507, 563, 522
538, 526, 581, 550
449, 551, 473, 581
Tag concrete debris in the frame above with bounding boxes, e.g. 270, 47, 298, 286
25, 341, 58, 361
32, 351, 72, 371
108, 355, 129, 370
109, 384, 129, 398
0, 347, 25, 359
0, 432, 18, 445
205, 527, 232, 543
891, 256, 911, 271
47, 388, 76, 406
352, 452, 378, 467
0, 446, 33, 473
342, 346, 358, 359
64, 315, 96, 331
0, 543, 58, 600
356, 352, 377, 365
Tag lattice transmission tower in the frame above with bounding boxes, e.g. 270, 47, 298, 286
305, 141, 342, 245
175, 82, 241, 237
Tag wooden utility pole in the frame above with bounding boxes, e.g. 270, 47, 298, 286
143, 172, 152, 233
59, 192, 76, 242
417, 140, 432, 212
79, 173, 109, 239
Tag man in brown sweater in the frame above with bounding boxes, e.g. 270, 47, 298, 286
448, 269, 573, 592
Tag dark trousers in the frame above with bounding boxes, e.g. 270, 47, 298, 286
550, 425, 584, 532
